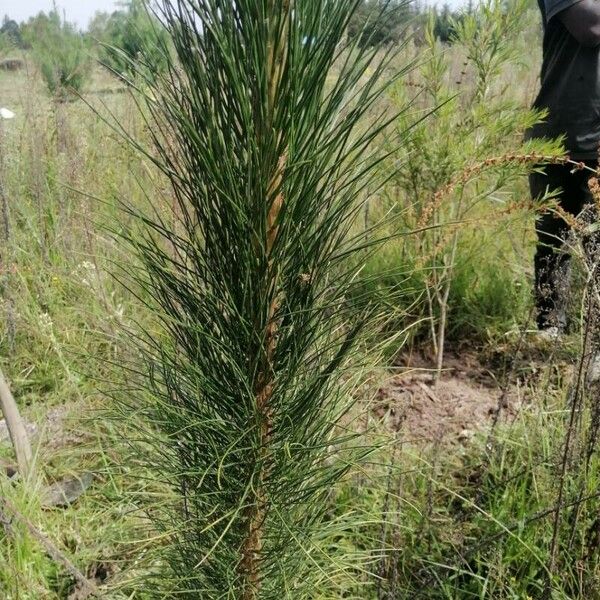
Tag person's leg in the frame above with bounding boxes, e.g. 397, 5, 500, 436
531, 163, 587, 331
572, 162, 600, 381
534, 213, 570, 330
576, 162, 600, 260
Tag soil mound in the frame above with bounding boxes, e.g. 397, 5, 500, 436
374, 353, 521, 444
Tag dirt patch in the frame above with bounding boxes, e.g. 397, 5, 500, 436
0, 402, 90, 453
373, 352, 522, 444
43, 404, 91, 451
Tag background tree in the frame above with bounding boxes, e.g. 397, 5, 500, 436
0, 16, 23, 50
347, 0, 469, 46
96, 0, 169, 82
24, 10, 90, 100
432, 3, 466, 42
348, 0, 417, 47
87, 10, 112, 41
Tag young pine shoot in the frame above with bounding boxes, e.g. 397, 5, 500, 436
114, 1, 406, 597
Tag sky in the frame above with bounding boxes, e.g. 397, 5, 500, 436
2, 1, 120, 28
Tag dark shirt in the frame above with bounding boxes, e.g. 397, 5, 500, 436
528, 0, 600, 159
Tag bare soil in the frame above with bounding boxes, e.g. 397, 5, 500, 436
373, 350, 523, 444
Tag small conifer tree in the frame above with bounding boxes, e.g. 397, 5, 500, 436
117, 0, 404, 596
28, 10, 90, 100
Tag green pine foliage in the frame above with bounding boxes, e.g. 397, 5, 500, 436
112, 0, 409, 597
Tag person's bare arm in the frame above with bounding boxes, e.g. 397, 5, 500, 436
560, 0, 600, 46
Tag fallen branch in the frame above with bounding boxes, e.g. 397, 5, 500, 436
0, 495, 99, 597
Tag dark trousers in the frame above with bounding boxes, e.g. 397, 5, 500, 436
530, 162, 598, 330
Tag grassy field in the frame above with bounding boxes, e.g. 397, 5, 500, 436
2, 4, 600, 599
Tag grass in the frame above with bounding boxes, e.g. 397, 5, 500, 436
0, 58, 150, 598
334, 358, 600, 599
